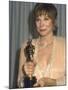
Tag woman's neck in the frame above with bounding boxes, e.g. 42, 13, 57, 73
39, 32, 54, 46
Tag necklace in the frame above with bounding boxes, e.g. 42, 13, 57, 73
38, 37, 54, 49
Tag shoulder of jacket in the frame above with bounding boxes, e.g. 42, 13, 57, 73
55, 36, 65, 43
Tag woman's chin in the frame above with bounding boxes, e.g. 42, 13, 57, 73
39, 33, 48, 37
39, 30, 53, 37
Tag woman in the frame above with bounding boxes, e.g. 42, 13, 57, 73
17, 3, 66, 87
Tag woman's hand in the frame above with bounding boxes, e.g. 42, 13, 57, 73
33, 77, 56, 87
23, 61, 35, 78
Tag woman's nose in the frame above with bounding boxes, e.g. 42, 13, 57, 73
40, 20, 45, 27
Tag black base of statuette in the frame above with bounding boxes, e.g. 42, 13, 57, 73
23, 76, 37, 88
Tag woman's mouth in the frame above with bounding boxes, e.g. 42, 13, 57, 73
40, 29, 46, 31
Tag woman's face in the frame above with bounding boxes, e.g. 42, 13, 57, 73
35, 14, 54, 37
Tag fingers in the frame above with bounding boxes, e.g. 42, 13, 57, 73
38, 79, 45, 87
33, 82, 39, 87
23, 61, 35, 76
33, 80, 45, 87
33, 78, 46, 87
33, 79, 45, 87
